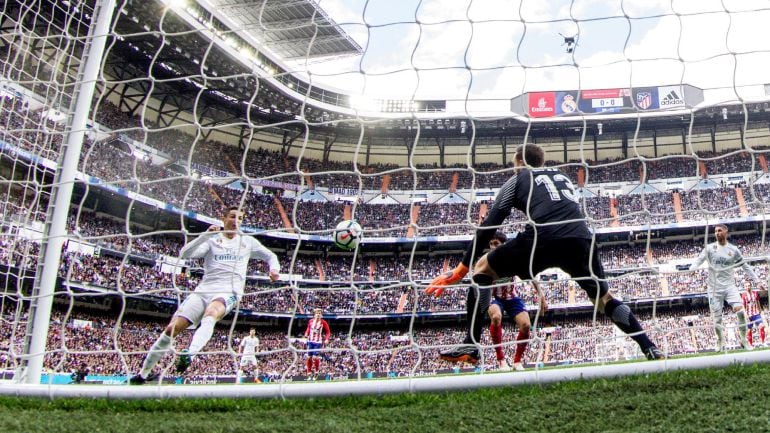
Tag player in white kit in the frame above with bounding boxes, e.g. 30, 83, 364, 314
130, 206, 280, 384
237, 328, 260, 383
689, 224, 760, 352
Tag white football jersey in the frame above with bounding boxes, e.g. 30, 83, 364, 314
240, 335, 260, 356
180, 232, 280, 296
690, 241, 759, 292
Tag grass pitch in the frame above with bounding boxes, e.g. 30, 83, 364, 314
0, 363, 768, 433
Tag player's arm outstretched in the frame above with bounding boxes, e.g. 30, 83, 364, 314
736, 248, 761, 288
688, 246, 708, 272
426, 176, 518, 296
532, 280, 548, 317
249, 237, 281, 281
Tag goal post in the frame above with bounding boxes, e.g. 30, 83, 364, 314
18, 0, 117, 385
2, 350, 768, 399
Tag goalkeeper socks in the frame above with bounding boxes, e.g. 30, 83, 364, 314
603, 298, 654, 351
463, 274, 493, 345
513, 327, 530, 364
189, 315, 217, 357
140, 332, 171, 378
490, 324, 504, 360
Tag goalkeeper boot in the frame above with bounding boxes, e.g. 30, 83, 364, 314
128, 372, 158, 385
175, 349, 192, 374
440, 345, 479, 364
645, 346, 666, 360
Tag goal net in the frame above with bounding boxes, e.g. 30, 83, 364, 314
1, 0, 770, 398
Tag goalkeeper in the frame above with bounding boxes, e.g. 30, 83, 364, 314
426, 144, 664, 364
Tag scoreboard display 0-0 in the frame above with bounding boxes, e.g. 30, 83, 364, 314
578, 88, 633, 113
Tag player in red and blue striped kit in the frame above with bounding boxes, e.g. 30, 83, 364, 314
741, 285, 766, 347
487, 231, 547, 371
304, 308, 330, 379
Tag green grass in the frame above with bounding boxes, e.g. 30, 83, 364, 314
1, 364, 769, 433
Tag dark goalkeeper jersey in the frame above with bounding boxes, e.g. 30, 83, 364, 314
461, 167, 591, 267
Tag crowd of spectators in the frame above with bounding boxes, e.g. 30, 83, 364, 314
0, 305, 755, 378
0, 94, 63, 162
679, 187, 742, 221
68, 211, 184, 259
7, 95, 770, 238
614, 192, 675, 226
3, 218, 768, 316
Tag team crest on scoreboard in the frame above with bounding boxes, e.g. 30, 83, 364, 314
561, 94, 577, 113
636, 92, 653, 110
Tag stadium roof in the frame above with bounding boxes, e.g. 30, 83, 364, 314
204, 0, 362, 61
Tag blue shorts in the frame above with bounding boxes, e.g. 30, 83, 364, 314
490, 297, 527, 320
307, 341, 322, 356
748, 314, 763, 329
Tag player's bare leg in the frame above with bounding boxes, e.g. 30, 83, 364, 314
512, 311, 531, 371
488, 304, 509, 370
176, 299, 227, 374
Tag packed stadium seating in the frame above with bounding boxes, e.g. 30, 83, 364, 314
4, 84, 770, 382
0, 306, 748, 378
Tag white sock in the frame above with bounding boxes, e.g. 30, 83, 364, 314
140, 333, 171, 378
736, 311, 748, 342
188, 316, 217, 357
715, 326, 725, 348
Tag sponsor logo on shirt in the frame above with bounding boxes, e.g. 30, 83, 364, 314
214, 248, 243, 262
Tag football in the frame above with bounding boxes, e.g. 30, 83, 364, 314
333, 220, 363, 250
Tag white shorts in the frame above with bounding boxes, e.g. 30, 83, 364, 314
708, 287, 742, 317
239, 355, 258, 367
176, 292, 239, 327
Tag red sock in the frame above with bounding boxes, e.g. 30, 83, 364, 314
747, 331, 753, 345
313, 358, 320, 372
306, 358, 313, 373
761, 327, 766, 344
513, 328, 530, 363
490, 324, 504, 361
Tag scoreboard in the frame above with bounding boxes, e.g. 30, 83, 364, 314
578, 88, 632, 113
513, 85, 702, 118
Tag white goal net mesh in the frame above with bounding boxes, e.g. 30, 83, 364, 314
1, 0, 770, 395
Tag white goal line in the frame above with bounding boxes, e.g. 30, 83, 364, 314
1, 350, 768, 400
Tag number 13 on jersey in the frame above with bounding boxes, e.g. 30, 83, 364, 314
535, 174, 579, 203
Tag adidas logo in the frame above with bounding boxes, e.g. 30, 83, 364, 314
660, 90, 684, 106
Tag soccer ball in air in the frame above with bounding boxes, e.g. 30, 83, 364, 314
333, 220, 363, 250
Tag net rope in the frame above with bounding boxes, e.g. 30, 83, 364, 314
0, 0, 769, 396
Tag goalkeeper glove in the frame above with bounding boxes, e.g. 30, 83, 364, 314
426, 263, 469, 297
